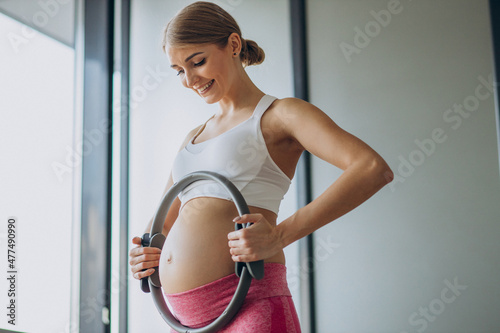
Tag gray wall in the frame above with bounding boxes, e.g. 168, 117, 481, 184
308, 1, 500, 332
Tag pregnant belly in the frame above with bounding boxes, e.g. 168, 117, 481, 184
158, 197, 284, 294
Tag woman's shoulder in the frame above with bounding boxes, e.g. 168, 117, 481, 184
266, 96, 337, 137
267, 96, 319, 122
271, 96, 315, 113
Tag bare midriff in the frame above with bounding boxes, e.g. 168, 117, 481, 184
159, 197, 286, 294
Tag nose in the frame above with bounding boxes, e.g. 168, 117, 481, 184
183, 69, 198, 89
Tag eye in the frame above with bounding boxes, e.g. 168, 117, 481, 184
175, 58, 205, 76
194, 58, 206, 67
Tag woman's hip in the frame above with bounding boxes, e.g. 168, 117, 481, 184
163, 262, 300, 332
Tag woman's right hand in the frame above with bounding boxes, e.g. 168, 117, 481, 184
129, 236, 162, 280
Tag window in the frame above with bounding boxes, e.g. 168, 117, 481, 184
0, 4, 80, 332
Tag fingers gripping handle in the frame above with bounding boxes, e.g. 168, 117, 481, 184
140, 232, 166, 293
235, 222, 264, 280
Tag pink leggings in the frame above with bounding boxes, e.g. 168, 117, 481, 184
164, 263, 301, 332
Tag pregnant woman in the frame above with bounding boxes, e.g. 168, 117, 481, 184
129, 2, 393, 332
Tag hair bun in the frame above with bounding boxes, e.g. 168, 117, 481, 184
241, 39, 265, 67
162, 2, 266, 67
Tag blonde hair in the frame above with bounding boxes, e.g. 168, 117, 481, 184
162, 1, 265, 67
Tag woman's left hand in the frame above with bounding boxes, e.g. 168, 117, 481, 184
227, 213, 283, 262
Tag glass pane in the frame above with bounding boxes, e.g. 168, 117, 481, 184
0, 11, 78, 333
128, 1, 299, 331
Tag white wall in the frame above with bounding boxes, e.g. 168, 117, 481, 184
128, 1, 299, 332
308, 0, 500, 332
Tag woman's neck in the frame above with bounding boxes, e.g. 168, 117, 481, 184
217, 67, 265, 115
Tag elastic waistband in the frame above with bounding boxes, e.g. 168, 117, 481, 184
164, 263, 291, 327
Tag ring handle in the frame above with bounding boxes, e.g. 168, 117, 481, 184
140, 233, 151, 293
142, 171, 264, 333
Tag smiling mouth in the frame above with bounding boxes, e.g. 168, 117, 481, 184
198, 79, 214, 94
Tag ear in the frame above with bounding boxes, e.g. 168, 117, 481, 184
227, 32, 242, 56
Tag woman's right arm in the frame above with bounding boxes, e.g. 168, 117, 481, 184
129, 125, 203, 280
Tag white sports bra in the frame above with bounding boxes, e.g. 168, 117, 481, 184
171, 95, 291, 215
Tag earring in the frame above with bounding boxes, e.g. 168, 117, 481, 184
234, 53, 237, 56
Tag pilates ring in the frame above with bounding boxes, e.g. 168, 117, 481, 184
140, 171, 264, 333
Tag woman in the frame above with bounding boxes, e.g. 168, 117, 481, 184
129, 2, 393, 332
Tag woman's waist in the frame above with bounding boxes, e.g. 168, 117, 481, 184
164, 198, 242, 258
164, 197, 282, 265
173, 196, 278, 233
159, 198, 284, 292
160, 230, 285, 293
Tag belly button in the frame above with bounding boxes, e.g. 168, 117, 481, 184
166, 254, 173, 264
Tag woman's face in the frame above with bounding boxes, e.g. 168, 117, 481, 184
167, 42, 234, 104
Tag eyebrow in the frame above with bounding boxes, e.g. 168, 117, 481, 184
170, 52, 204, 68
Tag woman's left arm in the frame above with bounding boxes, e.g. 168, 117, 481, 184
275, 98, 393, 248
228, 98, 394, 261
